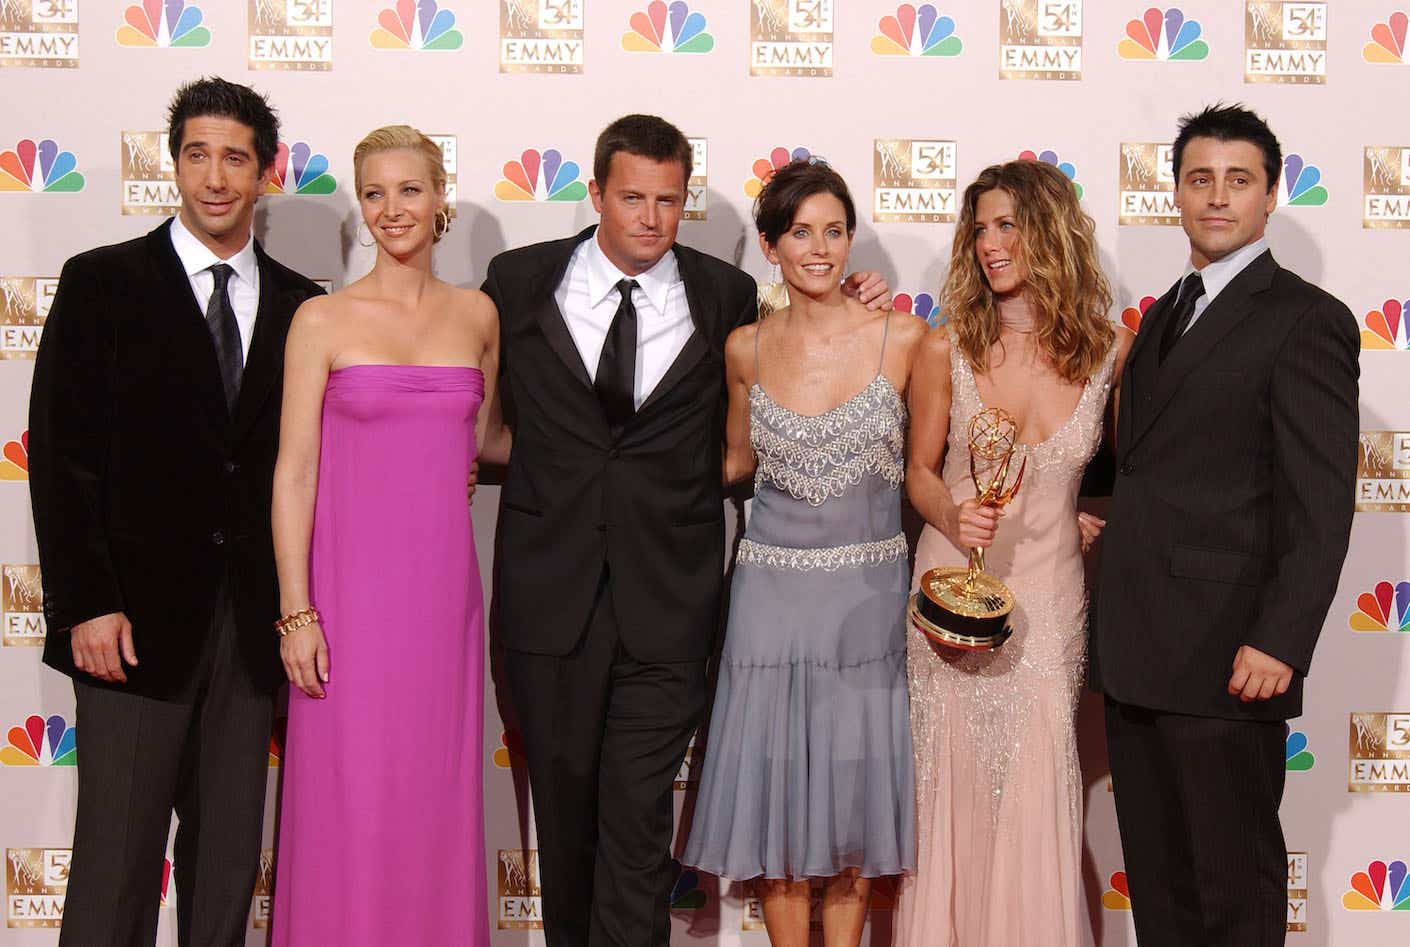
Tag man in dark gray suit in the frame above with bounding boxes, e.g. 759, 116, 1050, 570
1092, 104, 1359, 947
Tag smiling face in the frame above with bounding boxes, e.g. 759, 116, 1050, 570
589, 151, 686, 276
972, 188, 1028, 299
1174, 136, 1277, 269
357, 148, 444, 255
760, 191, 853, 298
173, 115, 270, 256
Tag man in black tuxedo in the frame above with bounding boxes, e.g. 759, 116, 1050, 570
1092, 104, 1359, 946
28, 78, 322, 946
483, 115, 886, 946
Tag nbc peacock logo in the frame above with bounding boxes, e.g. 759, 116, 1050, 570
1286, 724, 1315, 771
1364, 10, 1407, 63
871, 4, 963, 57
494, 149, 588, 203
1, 430, 27, 480
492, 729, 524, 769
0, 140, 83, 193
895, 293, 943, 327
1118, 7, 1209, 60
1361, 299, 1410, 350
1121, 295, 1157, 333
1278, 153, 1327, 207
1101, 870, 1131, 910
745, 146, 811, 199
116, 1, 212, 47
371, 0, 464, 51
1351, 579, 1410, 632
1, 714, 76, 767
265, 141, 336, 195
1343, 858, 1410, 911
1019, 149, 1082, 201
621, 2, 714, 54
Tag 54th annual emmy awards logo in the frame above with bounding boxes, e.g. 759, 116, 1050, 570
1364, 146, 1410, 230
1244, 1, 1325, 84
500, 0, 584, 73
0, 276, 54, 359
1357, 431, 1410, 512
0, 0, 78, 67
427, 134, 459, 215
5, 848, 69, 928
749, 0, 835, 78
999, 0, 1082, 81
1287, 852, 1308, 932
1117, 142, 1178, 226
685, 138, 707, 220
121, 131, 179, 216
872, 138, 956, 223
2, 563, 44, 645
249, 0, 333, 71
1348, 711, 1410, 791
497, 849, 543, 929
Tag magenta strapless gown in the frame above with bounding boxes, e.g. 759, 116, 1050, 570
272, 365, 487, 946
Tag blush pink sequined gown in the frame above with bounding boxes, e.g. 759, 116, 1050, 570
272, 365, 487, 946
895, 341, 1116, 947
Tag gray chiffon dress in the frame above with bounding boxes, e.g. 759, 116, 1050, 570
683, 319, 917, 881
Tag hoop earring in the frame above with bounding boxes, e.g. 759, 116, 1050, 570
433, 208, 450, 240
357, 222, 375, 248
757, 262, 788, 319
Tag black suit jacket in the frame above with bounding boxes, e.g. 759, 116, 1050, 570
29, 219, 324, 699
1092, 250, 1359, 720
483, 226, 757, 662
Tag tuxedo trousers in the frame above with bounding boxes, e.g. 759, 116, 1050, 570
1104, 697, 1287, 947
506, 572, 707, 947
59, 584, 273, 947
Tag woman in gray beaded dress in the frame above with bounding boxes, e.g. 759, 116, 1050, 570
682, 159, 922, 946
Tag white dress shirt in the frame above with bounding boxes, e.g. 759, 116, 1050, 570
1177, 236, 1269, 337
169, 214, 260, 367
553, 231, 694, 408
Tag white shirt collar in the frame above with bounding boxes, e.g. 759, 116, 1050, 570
169, 213, 258, 289
585, 228, 679, 315
1183, 236, 1269, 304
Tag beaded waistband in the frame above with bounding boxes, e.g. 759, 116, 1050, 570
735, 532, 909, 572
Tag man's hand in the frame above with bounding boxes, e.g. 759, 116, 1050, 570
70, 612, 136, 683
467, 460, 479, 506
841, 271, 893, 311
1228, 644, 1294, 702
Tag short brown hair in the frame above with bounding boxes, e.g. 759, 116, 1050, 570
593, 114, 692, 189
753, 158, 856, 246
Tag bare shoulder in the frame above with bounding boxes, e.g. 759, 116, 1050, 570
448, 284, 497, 325
887, 311, 928, 351
918, 323, 953, 360
725, 320, 760, 368
289, 292, 339, 334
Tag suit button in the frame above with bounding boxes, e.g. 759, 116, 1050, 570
596, 523, 608, 532
608, 448, 620, 459
223, 461, 238, 474
1119, 463, 1133, 476
211, 531, 225, 545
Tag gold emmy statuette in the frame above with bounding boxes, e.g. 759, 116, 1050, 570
909, 408, 1026, 650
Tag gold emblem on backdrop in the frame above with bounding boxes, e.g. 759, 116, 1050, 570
1348, 711, 1410, 791
0, 0, 78, 68
0, 278, 53, 360
250, 850, 274, 928
999, 0, 1082, 80
427, 134, 459, 217
1287, 852, 1308, 933
120, 131, 179, 217
684, 138, 708, 221
1364, 146, 1410, 230
500, 0, 584, 73
873, 138, 957, 223
2, 564, 44, 645
497, 849, 543, 929
749, 0, 834, 77
5, 848, 69, 929
1357, 432, 1410, 512
1118, 142, 1178, 226
249, 0, 334, 71
1244, 1, 1326, 84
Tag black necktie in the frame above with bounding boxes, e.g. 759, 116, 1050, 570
205, 263, 243, 409
595, 278, 638, 431
1158, 272, 1205, 364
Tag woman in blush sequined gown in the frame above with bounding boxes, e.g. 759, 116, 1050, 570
682, 160, 922, 947
269, 127, 507, 945
894, 160, 1133, 947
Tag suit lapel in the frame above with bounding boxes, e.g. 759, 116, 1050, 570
1128, 250, 1277, 451
637, 244, 711, 416
229, 246, 291, 446
532, 226, 596, 393
1118, 280, 1180, 458
146, 220, 228, 425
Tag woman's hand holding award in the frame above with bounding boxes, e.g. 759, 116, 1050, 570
910, 408, 1026, 650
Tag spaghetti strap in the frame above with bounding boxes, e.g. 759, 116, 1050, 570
876, 310, 892, 376
753, 316, 763, 387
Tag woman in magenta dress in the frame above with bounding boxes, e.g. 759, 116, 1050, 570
269, 126, 507, 945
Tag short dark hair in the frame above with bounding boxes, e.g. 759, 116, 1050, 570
753, 158, 857, 245
1172, 103, 1282, 193
167, 77, 280, 172
593, 114, 692, 190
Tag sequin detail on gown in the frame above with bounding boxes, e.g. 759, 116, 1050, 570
894, 338, 1117, 947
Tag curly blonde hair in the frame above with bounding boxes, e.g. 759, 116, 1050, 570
943, 160, 1113, 383
352, 125, 449, 242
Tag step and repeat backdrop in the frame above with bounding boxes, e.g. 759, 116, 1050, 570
1, 2, 1407, 945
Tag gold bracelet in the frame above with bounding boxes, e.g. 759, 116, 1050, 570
275, 607, 320, 637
